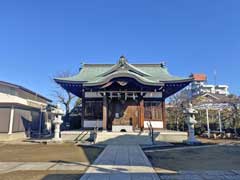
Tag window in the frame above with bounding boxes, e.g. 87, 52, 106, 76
84, 101, 103, 120
144, 101, 162, 121
0, 86, 17, 96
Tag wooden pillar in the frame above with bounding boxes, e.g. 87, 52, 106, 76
140, 98, 144, 130
161, 99, 166, 129
102, 93, 107, 130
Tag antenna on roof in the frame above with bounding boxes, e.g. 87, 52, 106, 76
214, 69, 217, 86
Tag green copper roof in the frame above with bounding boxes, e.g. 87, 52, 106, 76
55, 56, 192, 86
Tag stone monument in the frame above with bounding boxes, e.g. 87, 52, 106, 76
184, 102, 201, 145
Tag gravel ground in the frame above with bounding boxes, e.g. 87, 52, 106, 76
0, 143, 103, 163
0, 143, 103, 180
145, 145, 240, 171
0, 170, 84, 180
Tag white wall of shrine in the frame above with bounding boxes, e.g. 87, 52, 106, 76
83, 120, 163, 129
84, 120, 103, 128
144, 121, 163, 129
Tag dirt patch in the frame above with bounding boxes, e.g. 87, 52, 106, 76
145, 145, 240, 171
0, 143, 102, 163
197, 137, 240, 144
0, 170, 84, 180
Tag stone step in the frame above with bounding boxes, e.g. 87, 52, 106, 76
61, 130, 92, 142
95, 132, 152, 145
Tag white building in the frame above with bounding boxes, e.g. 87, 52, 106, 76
0, 81, 53, 141
190, 74, 229, 96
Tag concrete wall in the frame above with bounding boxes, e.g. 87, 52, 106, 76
84, 120, 102, 128
0, 107, 10, 133
144, 121, 163, 129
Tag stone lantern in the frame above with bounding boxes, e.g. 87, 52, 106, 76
184, 103, 201, 145
52, 105, 64, 142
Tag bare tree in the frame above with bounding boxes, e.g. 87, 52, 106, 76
51, 71, 77, 128
167, 89, 190, 131
224, 95, 240, 136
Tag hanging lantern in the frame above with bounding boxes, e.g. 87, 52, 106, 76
117, 92, 121, 100
125, 92, 127, 101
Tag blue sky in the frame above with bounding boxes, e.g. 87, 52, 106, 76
0, 0, 239, 101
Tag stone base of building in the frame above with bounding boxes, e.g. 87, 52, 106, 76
61, 130, 92, 142
154, 130, 188, 143
112, 125, 133, 132
95, 131, 152, 145
60, 129, 188, 144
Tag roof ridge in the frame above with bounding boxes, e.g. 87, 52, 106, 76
83, 64, 164, 67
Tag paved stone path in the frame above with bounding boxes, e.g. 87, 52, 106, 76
80, 145, 160, 180
0, 162, 89, 174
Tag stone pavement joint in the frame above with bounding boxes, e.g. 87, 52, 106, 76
0, 162, 89, 174
80, 145, 160, 180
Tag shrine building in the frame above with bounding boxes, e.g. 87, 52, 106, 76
54, 56, 192, 131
